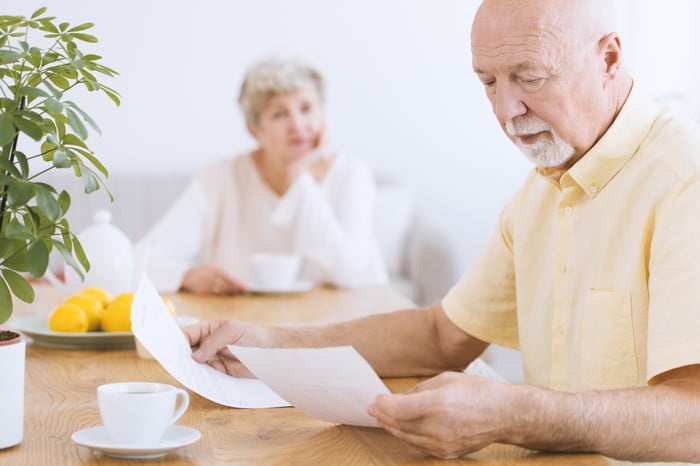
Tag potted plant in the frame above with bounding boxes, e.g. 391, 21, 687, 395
0, 7, 119, 448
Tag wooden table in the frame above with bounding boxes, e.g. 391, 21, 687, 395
1, 285, 607, 465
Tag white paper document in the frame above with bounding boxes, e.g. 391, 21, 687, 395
131, 276, 289, 408
228, 344, 391, 427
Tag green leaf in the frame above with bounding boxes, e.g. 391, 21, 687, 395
64, 101, 100, 135
79, 167, 98, 193
12, 113, 43, 141
70, 33, 98, 43
68, 22, 94, 32
98, 84, 121, 106
31, 7, 48, 19
6, 180, 33, 207
2, 269, 34, 303
82, 54, 102, 62
2, 248, 28, 272
4, 221, 32, 240
0, 277, 12, 324
41, 77, 63, 98
0, 238, 11, 258
72, 235, 90, 271
53, 240, 84, 280
52, 150, 71, 168
19, 86, 49, 99
26, 241, 49, 278
47, 72, 70, 90
63, 133, 88, 149
0, 113, 15, 146
65, 108, 87, 139
34, 185, 61, 222
13, 150, 29, 178
56, 191, 71, 215
0, 50, 22, 65
43, 97, 63, 113
0, 161, 22, 180
78, 150, 109, 178
25, 49, 42, 68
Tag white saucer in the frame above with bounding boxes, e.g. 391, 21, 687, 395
71, 425, 200, 459
246, 279, 314, 295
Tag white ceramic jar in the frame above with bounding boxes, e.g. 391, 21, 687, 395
64, 209, 134, 296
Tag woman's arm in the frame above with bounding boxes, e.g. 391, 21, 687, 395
135, 179, 207, 292
271, 160, 387, 287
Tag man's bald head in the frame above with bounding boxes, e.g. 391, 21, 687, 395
470, 0, 632, 175
472, 0, 616, 51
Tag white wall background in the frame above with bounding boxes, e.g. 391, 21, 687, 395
6, 0, 529, 293
5, 1, 699, 378
6, 0, 699, 287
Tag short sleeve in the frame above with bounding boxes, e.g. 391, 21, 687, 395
442, 196, 520, 349
647, 177, 700, 381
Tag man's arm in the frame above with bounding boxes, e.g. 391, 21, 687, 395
515, 363, 700, 462
185, 303, 489, 378
369, 364, 700, 462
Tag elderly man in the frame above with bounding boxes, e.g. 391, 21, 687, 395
185, 0, 700, 462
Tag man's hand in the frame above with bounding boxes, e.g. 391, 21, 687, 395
368, 371, 514, 459
183, 319, 272, 377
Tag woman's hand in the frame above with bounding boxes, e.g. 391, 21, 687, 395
289, 126, 334, 182
181, 264, 247, 295
183, 319, 272, 377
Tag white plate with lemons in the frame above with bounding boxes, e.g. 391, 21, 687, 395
11, 315, 197, 350
10, 315, 135, 349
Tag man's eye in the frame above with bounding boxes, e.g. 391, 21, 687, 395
520, 77, 544, 86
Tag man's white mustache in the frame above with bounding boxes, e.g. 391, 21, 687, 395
506, 117, 551, 137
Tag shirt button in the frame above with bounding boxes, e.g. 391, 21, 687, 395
564, 206, 573, 215
560, 264, 567, 274
589, 185, 598, 194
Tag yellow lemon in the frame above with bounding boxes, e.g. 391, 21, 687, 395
48, 304, 89, 333
162, 297, 177, 315
63, 293, 103, 331
110, 292, 135, 309
101, 292, 134, 332
80, 286, 112, 308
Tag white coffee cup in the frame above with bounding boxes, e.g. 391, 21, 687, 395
97, 382, 189, 445
248, 253, 301, 288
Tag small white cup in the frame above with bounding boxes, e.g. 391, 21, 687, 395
97, 382, 189, 445
248, 253, 301, 288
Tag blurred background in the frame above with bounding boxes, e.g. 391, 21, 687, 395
5, 0, 700, 380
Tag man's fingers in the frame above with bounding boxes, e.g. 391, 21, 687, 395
370, 390, 433, 423
188, 321, 235, 361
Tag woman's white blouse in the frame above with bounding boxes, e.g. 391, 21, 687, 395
136, 152, 388, 292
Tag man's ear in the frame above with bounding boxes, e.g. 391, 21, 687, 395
600, 32, 622, 81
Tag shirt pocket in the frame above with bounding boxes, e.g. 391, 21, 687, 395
580, 289, 639, 390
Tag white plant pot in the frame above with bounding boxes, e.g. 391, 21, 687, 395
0, 335, 25, 449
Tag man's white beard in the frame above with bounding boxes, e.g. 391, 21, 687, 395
506, 115, 575, 168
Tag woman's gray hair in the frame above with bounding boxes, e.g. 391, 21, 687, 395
238, 57, 325, 126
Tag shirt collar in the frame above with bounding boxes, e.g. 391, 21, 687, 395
549, 85, 661, 198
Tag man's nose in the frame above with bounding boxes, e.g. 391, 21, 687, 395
493, 82, 527, 124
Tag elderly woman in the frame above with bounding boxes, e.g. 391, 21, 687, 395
137, 57, 388, 294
